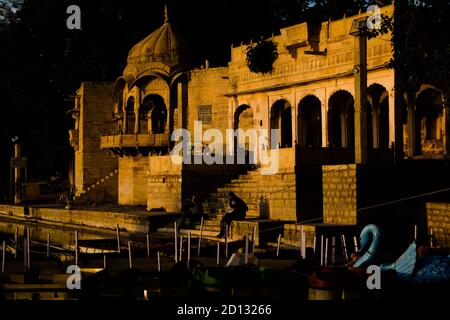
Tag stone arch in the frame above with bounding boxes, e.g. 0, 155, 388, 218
234, 104, 254, 131
131, 71, 170, 90
270, 99, 293, 148
125, 96, 135, 134
415, 88, 444, 155
140, 94, 167, 134
416, 84, 442, 99
367, 83, 389, 149
328, 90, 354, 148
113, 78, 126, 103
234, 104, 254, 152
298, 95, 322, 148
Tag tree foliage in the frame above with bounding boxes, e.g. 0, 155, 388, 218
392, 0, 450, 95
246, 39, 278, 74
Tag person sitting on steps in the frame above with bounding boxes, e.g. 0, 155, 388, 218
217, 192, 248, 238
180, 195, 203, 231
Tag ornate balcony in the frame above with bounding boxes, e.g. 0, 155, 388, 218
100, 133, 170, 156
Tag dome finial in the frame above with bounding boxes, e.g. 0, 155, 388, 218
164, 5, 169, 23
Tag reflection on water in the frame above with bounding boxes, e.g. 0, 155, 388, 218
0, 219, 111, 247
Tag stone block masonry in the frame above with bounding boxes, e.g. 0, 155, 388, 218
74, 82, 118, 201
147, 155, 182, 212
323, 164, 358, 224
188, 68, 229, 136
119, 156, 149, 206
323, 160, 450, 244
426, 202, 450, 248
0, 204, 179, 234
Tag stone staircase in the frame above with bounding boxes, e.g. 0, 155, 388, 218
158, 167, 297, 245
75, 169, 118, 203
201, 168, 297, 221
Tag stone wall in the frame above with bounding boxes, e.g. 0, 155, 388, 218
0, 205, 153, 234
426, 202, 450, 248
322, 161, 450, 251
260, 171, 296, 221
75, 82, 118, 201
322, 164, 358, 224
118, 156, 148, 205
147, 155, 182, 212
188, 67, 229, 136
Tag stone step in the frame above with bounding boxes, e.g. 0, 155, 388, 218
202, 201, 226, 209
203, 210, 259, 219
220, 182, 295, 190
203, 206, 261, 217
203, 199, 260, 208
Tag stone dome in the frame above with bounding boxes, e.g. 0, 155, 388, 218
127, 6, 187, 67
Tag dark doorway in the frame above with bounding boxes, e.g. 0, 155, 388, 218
270, 100, 293, 148
298, 95, 322, 148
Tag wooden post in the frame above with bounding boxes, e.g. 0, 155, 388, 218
341, 235, 349, 261
225, 225, 229, 258
252, 226, 256, 253
187, 232, 191, 269
146, 233, 150, 259
23, 238, 27, 270
116, 224, 121, 253
324, 238, 329, 266
276, 234, 281, 257
14, 227, 18, 259
331, 236, 336, 264
128, 241, 132, 269
179, 235, 183, 262
157, 251, 161, 273
13, 143, 22, 204
313, 236, 316, 254
46, 233, 50, 258
197, 217, 204, 257
75, 230, 79, 266
26, 227, 30, 270
320, 235, 324, 266
174, 221, 178, 263
1, 240, 5, 274
103, 255, 106, 269
301, 226, 306, 259
414, 225, 417, 241
216, 242, 220, 265
244, 234, 249, 264
353, 236, 359, 252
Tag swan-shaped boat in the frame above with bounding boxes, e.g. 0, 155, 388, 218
306, 224, 449, 299
353, 224, 450, 284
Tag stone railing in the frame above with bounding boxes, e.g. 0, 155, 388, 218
100, 133, 169, 150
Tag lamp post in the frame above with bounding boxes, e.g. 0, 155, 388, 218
350, 18, 369, 164
10, 136, 26, 205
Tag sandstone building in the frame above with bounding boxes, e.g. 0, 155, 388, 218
68, 4, 449, 246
